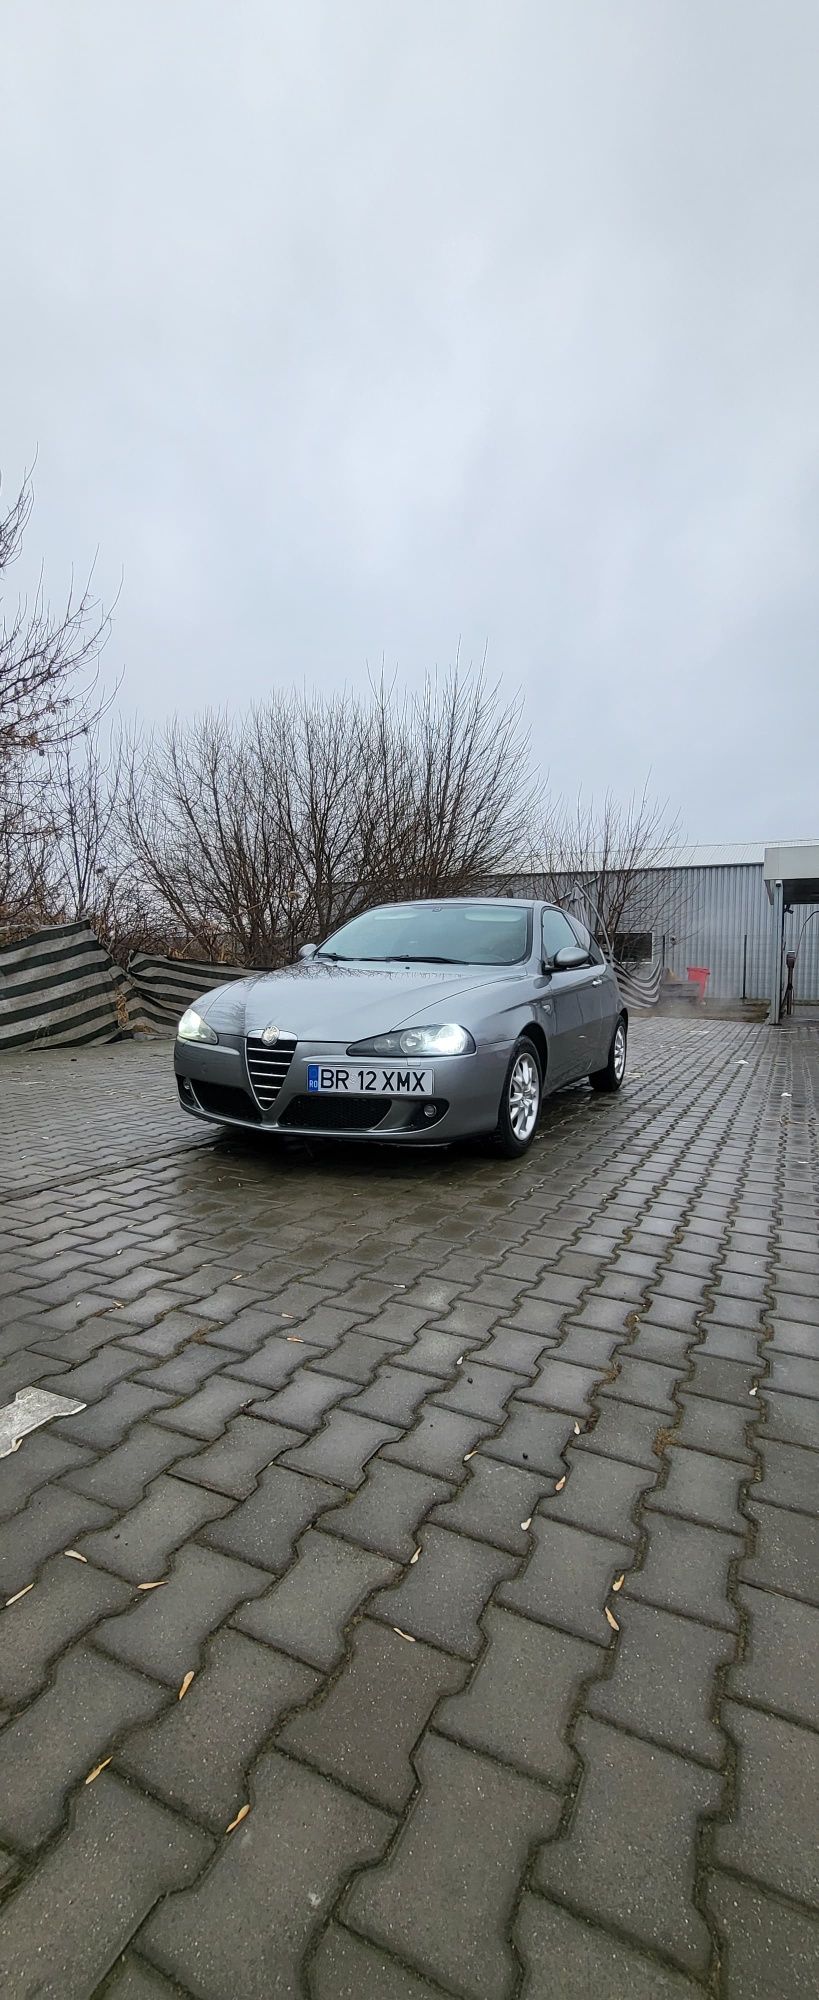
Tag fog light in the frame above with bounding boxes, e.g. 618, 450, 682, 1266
423, 1103, 437, 1120
179, 1077, 194, 1099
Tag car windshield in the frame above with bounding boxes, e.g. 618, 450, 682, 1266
317, 903, 531, 966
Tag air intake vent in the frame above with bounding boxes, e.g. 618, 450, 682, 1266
245, 1034, 297, 1109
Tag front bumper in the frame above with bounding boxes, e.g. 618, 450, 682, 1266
173, 1033, 507, 1143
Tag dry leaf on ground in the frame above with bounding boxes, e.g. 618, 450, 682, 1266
520, 1517, 532, 1531
393, 1627, 416, 1643
64, 1549, 88, 1563
178, 1671, 195, 1700
5, 1583, 34, 1606
85, 1757, 113, 1785
226, 1803, 251, 1833
286, 1335, 303, 1344
554, 1474, 566, 1492
409, 1548, 421, 1565
463, 1450, 477, 1462
612, 1573, 625, 1592
137, 1580, 166, 1591
605, 1606, 620, 1631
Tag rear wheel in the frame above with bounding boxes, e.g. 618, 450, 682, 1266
493, 1036, 543, 1156
590, 1015, 627, 1093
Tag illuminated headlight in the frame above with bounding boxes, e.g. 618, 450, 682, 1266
177, 1008, 218, 1045
349, 1024, 475, 1057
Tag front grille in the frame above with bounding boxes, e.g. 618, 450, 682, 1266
193, 1081, 261, 1124
280, 1093, 392, 1132
246, 1034, 297, 1109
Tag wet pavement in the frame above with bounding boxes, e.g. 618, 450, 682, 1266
0, 1018, 817, 1997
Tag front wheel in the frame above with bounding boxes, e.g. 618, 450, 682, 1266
492, 1036, 543, 1157
589, 1015, 627, 1093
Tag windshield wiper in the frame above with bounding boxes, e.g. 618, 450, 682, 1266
381, 954, 466, 964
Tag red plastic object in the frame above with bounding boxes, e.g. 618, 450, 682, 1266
687, 966, 710, 999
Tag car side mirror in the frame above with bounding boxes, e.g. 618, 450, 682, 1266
551, 944, 589, 971
298, 942, 318, 961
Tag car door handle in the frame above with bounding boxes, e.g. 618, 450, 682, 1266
592, 977, 604, 986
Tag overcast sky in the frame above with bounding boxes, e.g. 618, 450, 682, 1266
2, 1, 817, 839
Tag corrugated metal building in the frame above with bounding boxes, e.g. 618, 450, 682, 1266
505, 843, 819, 1005
643, 844, 819, 1003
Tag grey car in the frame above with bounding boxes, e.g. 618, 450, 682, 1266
174, 898, 627, 1157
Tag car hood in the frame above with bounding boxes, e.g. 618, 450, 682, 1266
196, 961, 526, 1040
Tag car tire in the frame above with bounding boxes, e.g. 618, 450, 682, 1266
492, 1036, 543, 1157
589, 1015, 627, 1093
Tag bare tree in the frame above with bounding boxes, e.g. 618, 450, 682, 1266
538, 784, 683, 963
0, 463, 119, 934
120, 671, 533, 966
1, 465, 115, 768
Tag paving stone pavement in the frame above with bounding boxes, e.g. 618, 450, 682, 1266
0, 1017, 817, 1997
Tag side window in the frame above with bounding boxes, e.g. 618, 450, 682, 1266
541, 907, 580, 963
567, 915, 604, 964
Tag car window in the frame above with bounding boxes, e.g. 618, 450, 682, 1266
541, 908, 580, 962
566, 916, 604, 964
318, 902, 532, 966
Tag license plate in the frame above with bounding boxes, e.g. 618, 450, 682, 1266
307, 1063, 434, 1096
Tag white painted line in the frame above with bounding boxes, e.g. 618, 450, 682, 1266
0, 1386, 87, 1459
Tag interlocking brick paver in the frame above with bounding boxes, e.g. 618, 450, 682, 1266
587, 1597, 733, 1764
2, 1021, 817, 1998
515, 1891, 704, 1999
369, 1523, 517, 1656
0, 1643, 167, 1849
320, 1460, 452, 1561
732, 1585, 819, 1729
627, 1512, 744, 1630
310, 1925, 443, 1998
202, 1463, 335, 1568
174, 1412, 305, 1497
756, 1439, 819, 1515
346, 1365, 439, 1427
601, 1354, 681, 1413
119, 1627, 319, 1828
534, 1716, 721, 1973
234, 1530, 394, 1668
98, 1956, 181, 1999
431, 1454, 550, 1553
715, 1703, 819, 1904
59, 1421, 200, 1507
760, 1390, 819, 1449
280, 1617, 466, 1808
381, 1405, 496, 1481
437, 1605, 598, 1783
0, 1553, 132, 1707
0, 1430, 93, 1515
707, 1872, 819, 2000
141, 1749, 391, 1998
78, 1473, 233, 1581
281, 1409, 401, 1485
345, 1731, 561, 2000
673, 1390, 758, 1463
740, 1500, 818, 1603
647, 1444, 747, 1532
578, 1397, 661, 1467
498, 1514, 632, 1644
0, 1773, 210, 1999
53, 1378, 175, 1447
228, 1333, 326, 1387
151, 1373, 257, 1437
95, 1543, 271, 1685
539, 1449, 655, 1544
0, 1484, 114, 1598
479, 1402, 574, 1476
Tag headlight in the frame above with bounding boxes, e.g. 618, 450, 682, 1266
349, 1023, 475, 1057
177, 1008, 218, 1045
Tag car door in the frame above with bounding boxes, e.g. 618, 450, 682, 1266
537, 907, 602, 1084
566, 916, 614, 1071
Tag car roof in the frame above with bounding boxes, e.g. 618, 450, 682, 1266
360, 897, 545, 913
